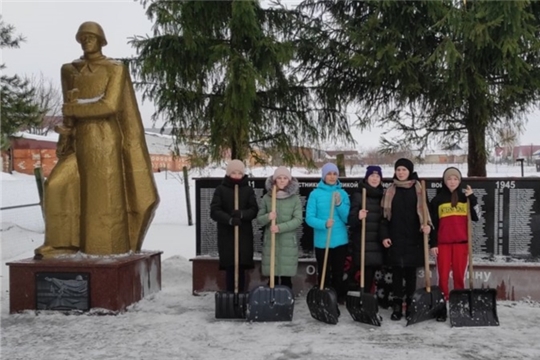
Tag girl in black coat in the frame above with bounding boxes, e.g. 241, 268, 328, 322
347, 165, 385, 293
380, 158, 432, 321
210, 160, 259, 292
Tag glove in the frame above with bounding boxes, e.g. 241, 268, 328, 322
231, 210, 243, 219
229, 217, 242, 226
333, 192, 341, 206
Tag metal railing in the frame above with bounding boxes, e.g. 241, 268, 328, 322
1, 203, 41, 211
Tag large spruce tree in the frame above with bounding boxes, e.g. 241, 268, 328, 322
295, 0, 540, 176
129, 0, 352, 164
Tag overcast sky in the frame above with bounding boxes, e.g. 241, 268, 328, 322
2, 0, 539, 149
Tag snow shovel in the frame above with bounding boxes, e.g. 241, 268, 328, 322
406, 180, 446, 326
306, 193, 339, 325
449, 199, 499, 327
215, 184, 248, 319
246, 184, 294, 322
346, 188, 380, 326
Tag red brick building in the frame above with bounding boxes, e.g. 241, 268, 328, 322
2, 132, 191, 177
494, 144, 540, 162
2, 134, 59, 177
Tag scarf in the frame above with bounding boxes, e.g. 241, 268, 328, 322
382, 179, 432, 227
276, 190, 289, 199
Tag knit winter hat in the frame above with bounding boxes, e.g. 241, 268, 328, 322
273, 166, 292, 180
394, 158, 414, 173
226, 159, 245, 176
443, 167, 462, 183
364, 165, 383, 180
321, 162, 339, 179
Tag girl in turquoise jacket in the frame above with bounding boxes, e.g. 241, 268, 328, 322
306, 163, 350, 302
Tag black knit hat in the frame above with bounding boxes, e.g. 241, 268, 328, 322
394, 158, 414, 173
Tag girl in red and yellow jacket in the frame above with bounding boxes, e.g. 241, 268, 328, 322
429, 167, 478, 304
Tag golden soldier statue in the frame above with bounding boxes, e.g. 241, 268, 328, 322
35, 22, 159, 258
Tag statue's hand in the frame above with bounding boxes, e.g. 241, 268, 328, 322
67, 88, 79, 103
55, 124, 75, 158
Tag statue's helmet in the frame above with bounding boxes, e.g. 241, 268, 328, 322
75, 21, 107, 46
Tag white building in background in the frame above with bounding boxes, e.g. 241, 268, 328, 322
423, 144, 467, 164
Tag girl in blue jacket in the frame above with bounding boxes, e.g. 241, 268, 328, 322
306, 163, 351, 302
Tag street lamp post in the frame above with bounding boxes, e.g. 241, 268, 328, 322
516, 158, 525, 177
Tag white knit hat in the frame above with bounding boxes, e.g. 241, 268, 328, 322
443, 167, 462, 183
226, 159, 245, 176
273, 166, 292, 180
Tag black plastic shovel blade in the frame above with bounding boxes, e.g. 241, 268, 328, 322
245, 285, 294, 322
406, 286, 446, 326
346, 291, 381, 326
449, 288, 499, 327
306, 286, 339, 325
215, 291, 248, 319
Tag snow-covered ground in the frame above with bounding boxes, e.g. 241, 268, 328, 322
2, 164, 540, 360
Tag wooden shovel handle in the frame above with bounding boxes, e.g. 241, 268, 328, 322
234, 185, 239, 294
320, 192, 336, 289
270, 185, 277, 288
360, 188, 367, 290
421, 180, 431, 292
467, 198, 474, 289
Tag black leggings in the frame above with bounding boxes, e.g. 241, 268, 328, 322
315, 244, 348, 299
225, 267, 246, 292
391, 266, 417, 301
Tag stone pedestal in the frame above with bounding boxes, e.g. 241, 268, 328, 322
7, 251, 162, 314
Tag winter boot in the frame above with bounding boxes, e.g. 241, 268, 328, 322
405, 297, 412, 319
329, 287, 341, 317
390, 299, 403, 321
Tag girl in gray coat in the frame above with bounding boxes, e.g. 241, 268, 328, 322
257, 167, 303, 291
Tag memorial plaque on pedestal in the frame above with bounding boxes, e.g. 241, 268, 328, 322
35, 272, 90, 311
